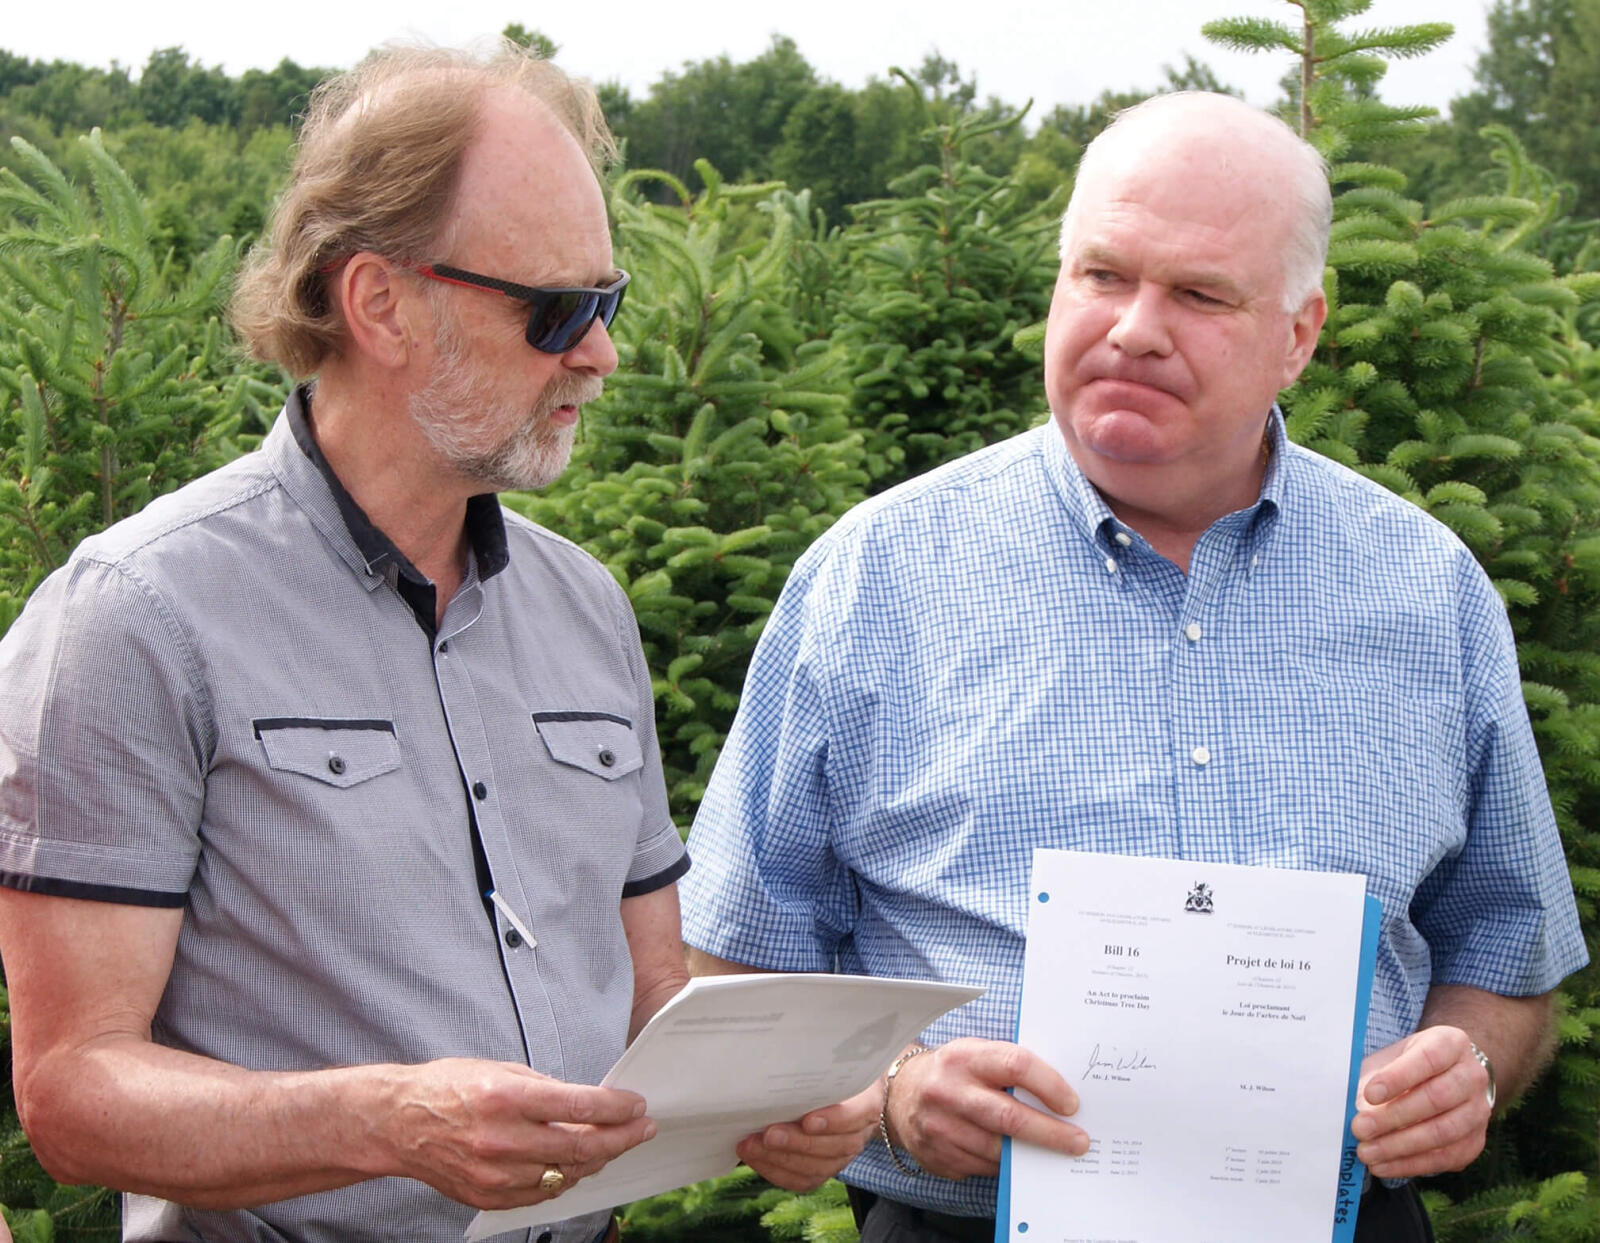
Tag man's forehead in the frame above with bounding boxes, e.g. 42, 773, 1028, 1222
1071, 137, 1289, 239
450, 92, 612, 274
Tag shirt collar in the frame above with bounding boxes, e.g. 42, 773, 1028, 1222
1040, 406, 1288, 552
285, 385, 510, 584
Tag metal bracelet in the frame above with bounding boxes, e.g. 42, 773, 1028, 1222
1469, 1040, 1497, 1109
880, 1045, 929, 1176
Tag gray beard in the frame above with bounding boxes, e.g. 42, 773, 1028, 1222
408, 337, 598, 492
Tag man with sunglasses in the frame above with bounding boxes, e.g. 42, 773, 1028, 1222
0, 42, 865, 1243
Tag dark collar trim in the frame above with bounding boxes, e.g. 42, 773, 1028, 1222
287, 385, 509, 583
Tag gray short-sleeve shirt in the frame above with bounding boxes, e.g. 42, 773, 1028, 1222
0, 393, 686, 1242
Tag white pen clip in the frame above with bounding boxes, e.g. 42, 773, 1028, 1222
486, 889, 537, 949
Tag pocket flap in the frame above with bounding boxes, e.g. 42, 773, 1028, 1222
253, 718, 401, 788
533, 712, 643, 781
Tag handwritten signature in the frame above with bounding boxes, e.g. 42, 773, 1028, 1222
1082, 1043, 1158, 1080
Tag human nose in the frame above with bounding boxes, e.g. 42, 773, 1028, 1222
1105, 284, 1173, 357
565, 314, 619, 378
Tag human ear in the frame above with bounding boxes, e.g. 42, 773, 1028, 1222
330, 253, 426, 369
1281, 290, 1328, 387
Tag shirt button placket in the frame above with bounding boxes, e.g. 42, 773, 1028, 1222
1174, 592, 1224, 860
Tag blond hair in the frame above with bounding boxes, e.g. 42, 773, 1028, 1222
230, 42, 616, 376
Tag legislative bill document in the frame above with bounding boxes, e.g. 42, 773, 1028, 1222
1003, 850, 1376, 1243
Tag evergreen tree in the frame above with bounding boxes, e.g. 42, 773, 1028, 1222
616, 38, 820, 194
0, 133, 280, 625
830, 73, 1057, 486
1450, 0, 1600, 219
623, 1168, 856, 1243
0, 58, 137, 136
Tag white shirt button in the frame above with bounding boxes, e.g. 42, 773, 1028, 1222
1184, 623, 1203, 643
1192, 746, 1212, 766
1250, 554, 1260, 570
1114, 531, 1133, 547
1104, 557, 1118, 574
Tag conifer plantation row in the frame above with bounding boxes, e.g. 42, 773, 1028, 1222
0, 2, 1596, 1238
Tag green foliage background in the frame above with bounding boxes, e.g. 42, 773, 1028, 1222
1, 2, 1598, 1239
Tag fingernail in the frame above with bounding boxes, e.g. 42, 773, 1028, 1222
633, 1100, 647, 1117
1071, 1135, 1090, 1157
767, 1129, 788, 1149
643, 1120, 657, 1141
1365, 1083, 1389, 1105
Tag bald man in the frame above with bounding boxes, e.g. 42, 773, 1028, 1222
680, 92, 1586, 1243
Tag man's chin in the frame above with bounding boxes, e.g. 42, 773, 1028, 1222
1058, 407, 1179, 466
500, 428, 577, 492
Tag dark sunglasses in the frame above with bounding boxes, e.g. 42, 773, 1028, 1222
411, 263, 629, 354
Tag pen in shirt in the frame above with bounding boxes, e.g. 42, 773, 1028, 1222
485, 888, 538, 948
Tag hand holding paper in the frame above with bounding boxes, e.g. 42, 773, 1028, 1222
1352, 1025, 1491, 1178
380, 1058, 654, 1211
734, 1080, 881, 1191
884, 1037, 1087, 1179
465, 973, 981, 1239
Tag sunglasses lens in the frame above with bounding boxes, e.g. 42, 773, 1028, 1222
523, 277, 627, 354
527, 291, 593, 352
524, 283, 624, 351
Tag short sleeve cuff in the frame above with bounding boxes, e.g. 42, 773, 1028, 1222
621, 852, 689, 898
624, 822, 688, 894
1430, 917, 1589, 996
0, 870, 185, 907
0, 823, 198, 897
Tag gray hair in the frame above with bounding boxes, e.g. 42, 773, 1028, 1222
1060, 92, 1331, 312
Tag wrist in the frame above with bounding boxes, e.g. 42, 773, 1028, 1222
880, 1044, 928, 1175
340, 1061, 416, 1180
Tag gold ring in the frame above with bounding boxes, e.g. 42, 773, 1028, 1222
539, 1165, 566, 1195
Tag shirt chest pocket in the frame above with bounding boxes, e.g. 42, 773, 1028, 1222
253, 718, 402, 788
532, 712, 643, 780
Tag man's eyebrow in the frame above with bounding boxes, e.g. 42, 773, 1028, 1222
1072, 243, 1125, 270
1073, 243, 1249, 300
1171, 269, 1248, 300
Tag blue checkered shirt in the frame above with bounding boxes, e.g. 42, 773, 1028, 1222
680, 413, 1587, 1217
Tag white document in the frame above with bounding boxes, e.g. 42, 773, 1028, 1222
467, 972, 982, 1239
1006, 850, 1368, 1243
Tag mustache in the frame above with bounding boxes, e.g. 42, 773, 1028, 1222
539, 374, 605, 412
